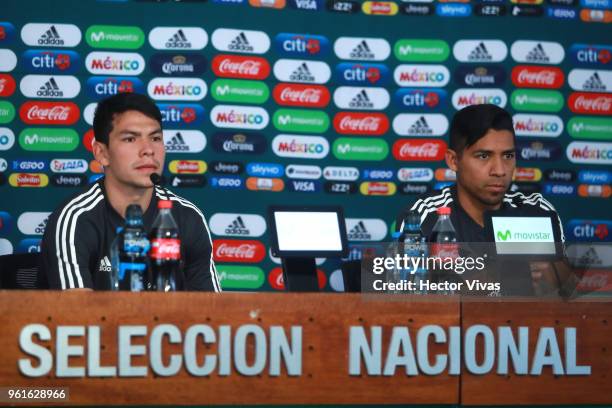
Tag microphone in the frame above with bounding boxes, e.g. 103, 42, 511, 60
150, 173, 161, 185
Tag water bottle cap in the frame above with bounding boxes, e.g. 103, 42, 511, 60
126, 204, 143, 219
437, 207, 451, 215
158, 200, 173, 209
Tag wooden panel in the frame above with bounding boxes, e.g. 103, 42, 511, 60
0, 291, 459, 405
461, 300, 612, 405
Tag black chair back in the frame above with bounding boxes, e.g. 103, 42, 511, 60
0, 253, 47, 289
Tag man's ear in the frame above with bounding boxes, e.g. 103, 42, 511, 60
445, 148, 459, 172
92, 140, 110, 167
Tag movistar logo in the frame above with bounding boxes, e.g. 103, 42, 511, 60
497, 230, 512, 241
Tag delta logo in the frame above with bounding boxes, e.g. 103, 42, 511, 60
85, 52, 145, 76
20, 75, 81, 99
213, 239, 266, 263
275, 33, 330, 57
272, 83, 330, 108
20, 23, 82, 48
513, 114, 563, 138
333, 112, 389, 135
570, 44, 612, 67
8, 173, 49, 188
333, 37, 391, 61
19, 102, 79, 125
394, 65, 450, 87
21, 50, 80, 74
0, 22, 16, 45
211, 54, 270, 80
157, 104, 205, 127
566, 141, 612, 165
454, 65, 506, 87
335, 62, 390, 86
0, 74, 16, 97
568, 69, 611, 93
392, 139, 447, 161
452, 88, 507, 109
568, 92, 612, 115
273, 59, 331, 84
147, 77, 207, 101
513, 167, 542, 182
211, 28, 270, 55
149, 53, 207, 77
362, 1, 399, 15
211, 105, 269, 130
511, 65, 564, 89
392, 113, 449, 137
168, 160, 207, 174
148, 27, 208, 50
246, 177, 285, 192
394, 88, 447, 110
359, 181, 397, 196
86, 76, 144, 99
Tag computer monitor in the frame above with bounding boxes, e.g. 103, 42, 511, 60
268, 206, 348, 258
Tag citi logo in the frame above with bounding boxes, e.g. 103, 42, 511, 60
334, 37, 391, 61
510, 41, 565, 64
87, 76, 144, 98
212, 29, 271, 54
334, 87, 390, 110
570, 44, 611, 67
22, 50, 79, 74
274, 59, 331, 84
275, 33, 330, 57
149, 27, 208, 50
392, 113, 449, 137
453, 40, 508, 63
394, 88, 447, 109
21, 23, 81, 48
336, 62, 390, 86
163, 130, 206, 153
158, 104, 205, 126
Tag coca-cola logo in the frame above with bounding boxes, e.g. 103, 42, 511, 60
511, 65, 564, 89
392, 139, 447, 161
19, 101, 80, 125
0, 74, 16, 97
211, 54, 270, 80
213, 239, 265, 263
272, 83, 330, 108
568, 92, 612, 115
333, 112, 389, 135
150, 238, 181, 260
267, 267, 326, 290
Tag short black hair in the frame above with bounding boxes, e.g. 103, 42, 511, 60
93, 93, 162, 145
449, 104, 515, 154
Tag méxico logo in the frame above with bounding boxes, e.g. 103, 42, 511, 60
392, 113, 449, 136
212, 28, 270, 54
147, 77, 207, 101
275, 33, 330, 57
332, 138, 389, 161
211, 54, 270, 80
210, 105, 269, 130
211, 79, 269, 104
149, 53, 207, 76
334, 37, 391, 61
510, 40, 565, 64
570, 44, 611, 67
21, 23, 81, 47
335, 62, 390, 86
272, 83, 330, 107
19, 102, 79, 125
513, 114, 563, 137
511, 89, 564, 112
511, 65, 564, 88
86, 25, 144, 49
566, 141, 612, 165
568, 92, 612, 115
158, 104, 205, 127
393, 64, 450, 87
86, 76, 144, 99
163, 130, 207, 153
333, 112, 389, 135
21, 50, 79, 74
394, 88, 447, 110
392, 139, 447, 161
273, 59, 331, 84
20, 75, 80, 99
333, 87, 390, 110
453, 40, 508, 62
453, 65, 506, 87
394, 39, 450, 62
568, 69, 611, 92
85, 51, 145, 75
272, 134, 329, 159
452, 88, 507, 109
148, 27, 208, 50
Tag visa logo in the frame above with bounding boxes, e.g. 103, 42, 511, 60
289, 179, 321, 192
86, 76, 145, 99
21, 50, 80, 74
336, 62, 390, 86
288, 0, 323, 9
275, 33, 330, 57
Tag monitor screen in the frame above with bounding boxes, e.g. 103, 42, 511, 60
268, 206, 348, 257
491, 216, 556, 255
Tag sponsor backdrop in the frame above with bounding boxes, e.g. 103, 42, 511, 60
0, 0, 610, 291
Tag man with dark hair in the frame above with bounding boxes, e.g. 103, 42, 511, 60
41, 93, 221, 291
397, 104, 567, 294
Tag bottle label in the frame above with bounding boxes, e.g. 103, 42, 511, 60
118, 262, 146, 280
123, 237, 150, 255
150, 238, 181, 260
430, 242, 459, 259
